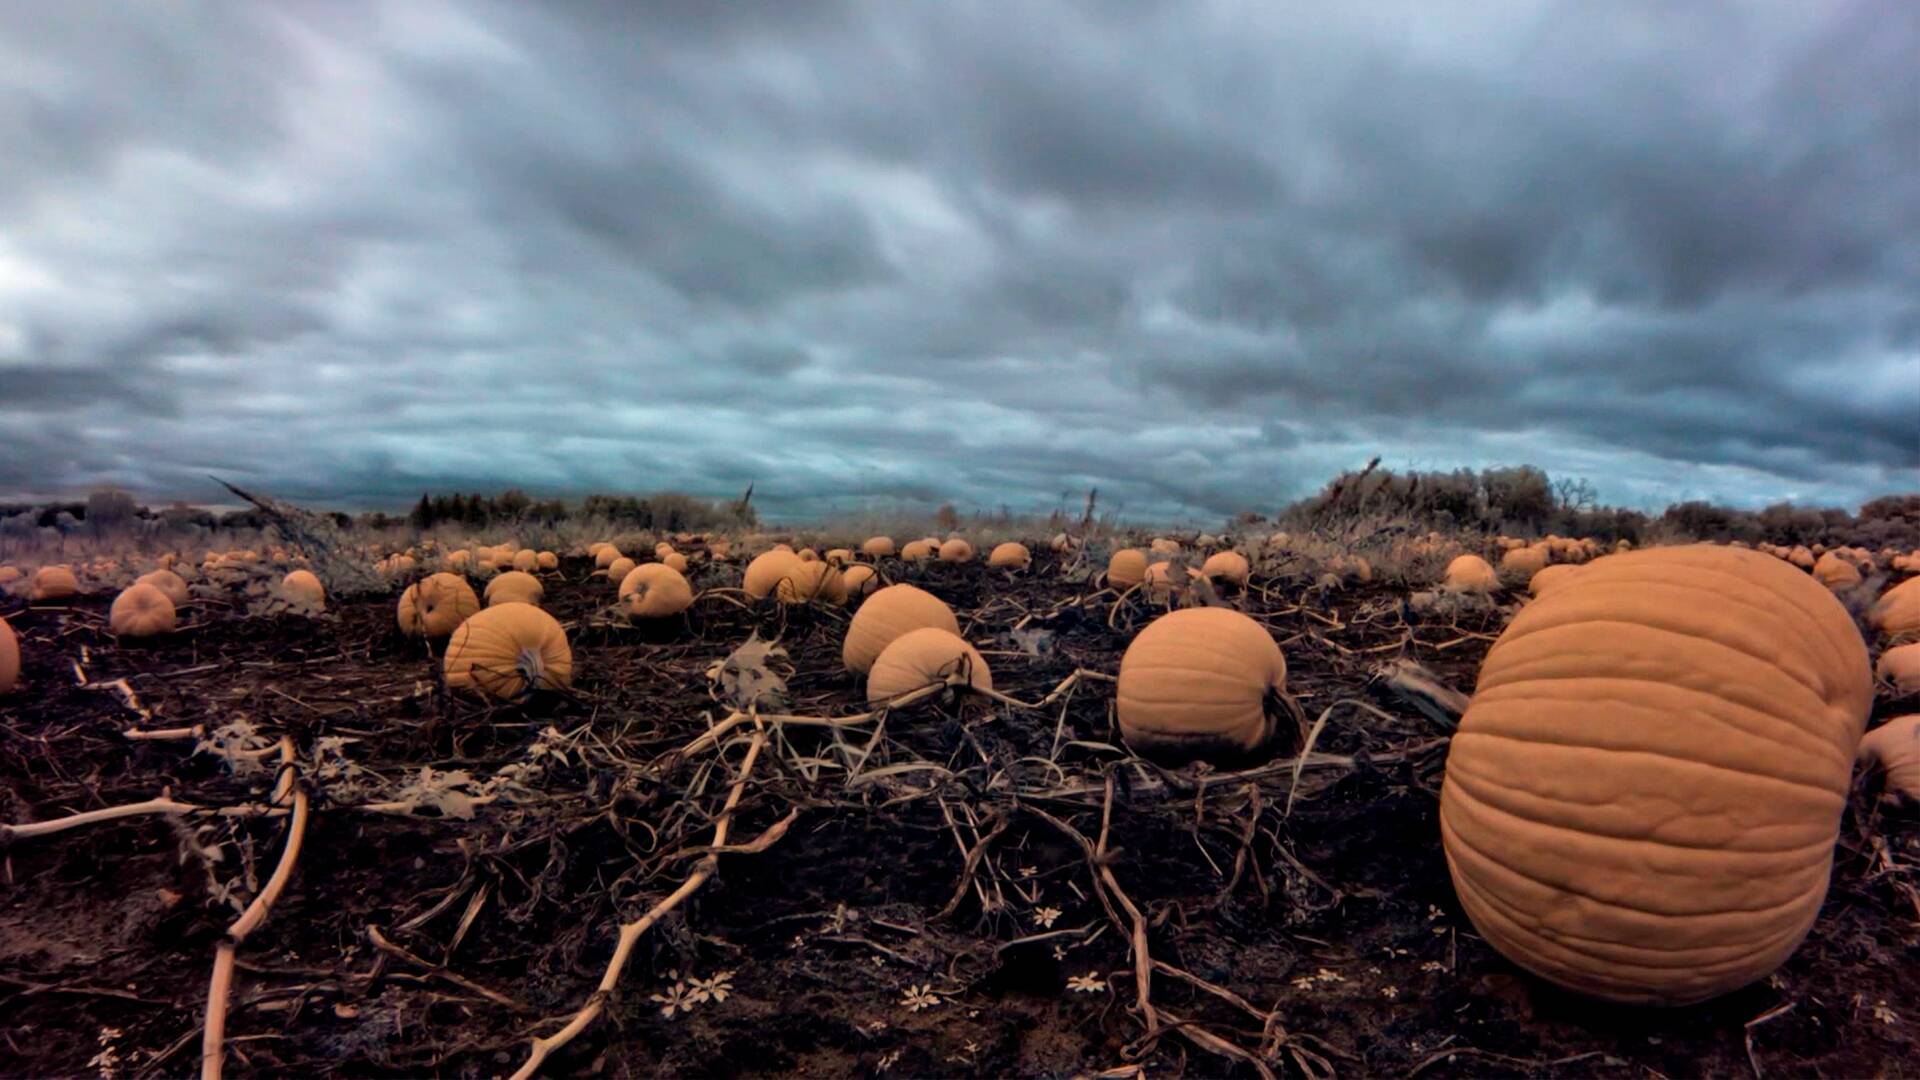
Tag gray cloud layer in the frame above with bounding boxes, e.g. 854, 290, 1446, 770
1, 0, 1915, 521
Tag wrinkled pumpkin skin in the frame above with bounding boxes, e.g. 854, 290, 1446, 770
619, 563, 694, 619
866, 627, 993, 703
110, 583, 177, 638
485, 571, 545, 608
1116, 607, 1287, 764
842, 584, 958, 674
443, 602, 573, 700
1441, 545, 1872, 1005
397, 573, 482, 637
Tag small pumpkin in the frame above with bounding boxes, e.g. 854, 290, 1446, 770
1870, 578, 1920, 641
386, 554, 417, 575
443, 602, 573, 700
826, 548, 853, 567
1858, 716, 1920, 803
1787, 546, 1815, 569
662, 551, 689, 573
0, 615, 18, 693
1116, 607, 1290, 763
866, 627, 992, 703
281, 570, 326, 607
797, 547, 820, 563
1106, 549, 1148, 590
485, 571, 545, 608
777, 559, 847, 605
30, 565, 79, 602
901, 540, 936, 562
512, 549, 539, 572
744, 550, 803, 600
1441, 545, 1872, 1005
1812, 551, 1862, 590
397, 573, 482, 637
619, 563, 694, 618
1443, 554, 1498, 593
843, 584, 959, 673
654, 542, 677, 560
1143, 561, 1187, 603
1879, 644, 1920, 695
447, 550, 473, 570
537, 551, 559, 571
841, 564, 878, 598
863, 536, 897, 558
594, 545, 624, 570
137, 569, 191, 607
938, 538, 975, 563
604, 557, 636, 583
1500, 544, 1550, 576
1149, 538, 1182, 556
110, 583, 177, 638
988, 542, 1031, 569
1200, 551, 1251, 586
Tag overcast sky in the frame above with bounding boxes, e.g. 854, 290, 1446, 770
1, 1, 1915, 522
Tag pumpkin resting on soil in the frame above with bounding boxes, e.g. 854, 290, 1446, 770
842, 584, 959, 674
743, 550, 802, 600
137, 569, 190, 607
30, 566, 79, 602
0, 615, 18, 694
397, 573, 482, 637
1869, 577, 1920, 641
485, 571, 545, 608
1443, 554, 1498, 593
1106, 549, 1148, 590
1116, 607, 1292, 764
862, 537, 896, 558
988, 542, 1031, 569
866, 627, 992, 703
443, 602, 573, 700
1879, 643, 1920, 695
619, 563, 694, 619
280, 570, 326, 608
1440, 544, 1872, 1005
110, 584, 177, 638
776, 559, 847, 605
1858, 716, 1920, 804
1200, 550, 1251, 586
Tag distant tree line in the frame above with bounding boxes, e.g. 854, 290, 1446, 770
403, 489, 756, 532
1266, 460, 1920, 549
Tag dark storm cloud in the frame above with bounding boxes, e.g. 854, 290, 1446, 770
0, 0, 1914, 521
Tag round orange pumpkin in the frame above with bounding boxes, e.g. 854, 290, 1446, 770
1859, 715, 1920, 803
866, 627, 992, 703
137, 569, 190, 607
1106, 549, 1148, 590
841, 563, 878, 598
1500, 544, 1550, 576
30, 565, 79, 602
938, 538, 974, 563
1812, 551, 1861, 590
843, 584, 958, 674
1870, 578, 1920, 642
281, 570, 326, 607
776, 559, 847, 605
537, 551, 559, 571
1879, 643, 1920, 695
862, 536, 896, 558
110, 583, 177, 638
1200, 550, 1251, 586
1116, 607, 1288, 763
485, 570, 545, 608
619, 563, 694, 618
594, 545, 623, 569
988, 542, 1031, 569
397, 573, 481, 637
444, 602, 573, 700
900, 539, 935, 562
1149, 538, 1182, 556
512, 549, 539, 572
0, 615, 18, 694
1444, 554, 1498, 593
1441, 545, 1873, 1005
662, 551, 689, 574
743, 550, 803, 600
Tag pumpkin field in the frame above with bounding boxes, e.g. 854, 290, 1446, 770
1, 501, 1917, 1079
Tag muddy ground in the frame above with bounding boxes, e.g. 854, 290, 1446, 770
2, 553, 1915, 1078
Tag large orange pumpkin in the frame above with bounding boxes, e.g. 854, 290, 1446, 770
619, 563, 694, 618
281, 570, 326, 608
512, 549, 539, 572
485, 570, 545, 608
30, 565, 79, 602
843, 584, 958, 674
0, 615, 18, 694
1859, 716, 1920, 803
397, 573, 482, 637
841, 564, 878, 598
444, 602, 573, 700
1106, 549, 1148, 590
988, 542, 1031, 569
1200, 550, 1251, 585
1443, 554, 1498, 593
1441, 545, 1872, 1005
743, 550, 802, 600
1870, 578, 1920, 642
1812, 551, 1861, 590
1116, 607, 1288, 763
110, 583, 177, 638
777, 559, 848, 605
866, 627, 992, 703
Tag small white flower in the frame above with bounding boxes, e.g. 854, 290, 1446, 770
1420, 961, 1445, 973
1381, 986, 1400, 1000
1033, 906, 1062, 929
650, 981, 697, 1019
877, 1049, 902, 1072
690, 971, 734, 1003
1872, 1001, 1898, 1026
901, 984, 942, 1012
1067, 972, 1105, 994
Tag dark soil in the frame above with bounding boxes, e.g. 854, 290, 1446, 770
1, 554, 1915, 1078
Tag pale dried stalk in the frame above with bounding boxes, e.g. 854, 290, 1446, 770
1, 798, 287, 842
512, 717, 774, 1079
202, 738, 309, 1080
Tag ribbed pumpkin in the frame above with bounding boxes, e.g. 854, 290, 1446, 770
1441, 545, 1872, 1005
843, 584, 958, 674
1787, 546, 1815, 569
988, 542, 1031, 569
619, 563, 694, 618
604, 557, 636, 583
938, 538, 975, 563
1812, 552, 1861, 590
1870, 578, 1920, 642
1200, 550, 1251, 585
447, 550, 473, 571
30, 565, 79, 601
1143, 561, 1186, 603
1527, 563, 1583, 597
654, 542, 677, 560
863, 536, 897, 558
743, 550, 803, 600
841, 564, 878, 598
444, 602, 572, 700
1501, 545, 1550, 576
110, 584, 176, 638
1444, 554, 1498, 593
1879, 644, 1920, 695
866, 627, 992, 703
485, 570, 545, 607
137, 569, 191, 607
0, 615, 16, 694
1858, 716, 1920, 803
776, 559, 847, 605
537, 551, 559, 571
662, 551, 689, 573
397, 573, 482, 637
281, 570, 326, 607
512, 549, 539, 572
901, 540, 936, 562
594, 545, 623, 570
1116, 607, 1289, 763
1106, 549, 1148, 590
